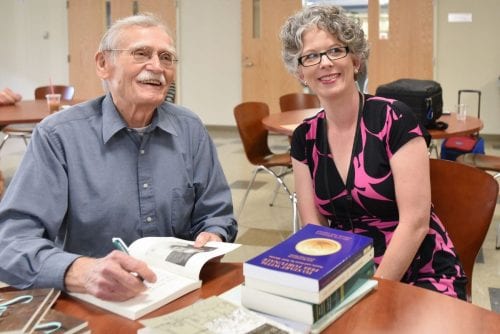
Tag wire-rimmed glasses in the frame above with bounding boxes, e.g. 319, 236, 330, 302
105, 46, 178, 68
298, 46, 349, 67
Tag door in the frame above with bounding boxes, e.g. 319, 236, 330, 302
241, 0, 302, 114
367, 0, 433, 93
68, 0, 176, 100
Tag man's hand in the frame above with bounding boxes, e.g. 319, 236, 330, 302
64, 251, 157, 301
0, 88, 22, 105
194, 231, 223, 248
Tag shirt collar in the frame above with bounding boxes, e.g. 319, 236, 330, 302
102, 93, 178, 143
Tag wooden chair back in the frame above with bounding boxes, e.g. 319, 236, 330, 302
233, 102, 274, 166
429, 158, 498, 301
279, 93, 320, 112
34, 85, 75, 100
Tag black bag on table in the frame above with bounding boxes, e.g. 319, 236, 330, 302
375, 79, 443, 129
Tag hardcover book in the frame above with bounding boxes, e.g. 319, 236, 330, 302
220, 282, 378, 334
241, 261, 375, 324
69, 237, 240, 320
244, 224, 373, 292
0, 288, 60, 334
245, 251, 374, 304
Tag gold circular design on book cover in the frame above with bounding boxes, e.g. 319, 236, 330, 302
295, 238, 341, 256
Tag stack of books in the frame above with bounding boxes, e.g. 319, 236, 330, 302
241, 224, 377, 332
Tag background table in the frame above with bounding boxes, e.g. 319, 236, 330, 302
46, 262, 500, 333
262, 108, 483, 140
0, 100, 76, 126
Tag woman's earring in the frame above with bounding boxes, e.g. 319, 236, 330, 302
354, 68, 359, 74
303, 81, 308, 86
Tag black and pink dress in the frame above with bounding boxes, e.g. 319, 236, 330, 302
291, 94, 467, 300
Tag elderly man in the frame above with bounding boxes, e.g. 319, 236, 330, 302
0, 14, 237, 301
0, 88, 22, 105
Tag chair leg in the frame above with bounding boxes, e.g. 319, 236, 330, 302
269, 166, 291, 206
0, 133, 10, 151
495, 173, 500, 249
292, 192, 299, 233
235, 167, 261, 219
21, 134, 29, 146
259, 166, 292, 202
496, 222, 500, 250
236, 165, 295, 234
428, 140, 439, 158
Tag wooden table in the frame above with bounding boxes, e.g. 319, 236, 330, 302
0, 100, 76, 126
262, 108, 483, 140
46, 262, 500, 333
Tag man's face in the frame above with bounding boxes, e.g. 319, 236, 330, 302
97, 26, 176, 111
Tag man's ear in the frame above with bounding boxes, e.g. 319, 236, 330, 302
95, 52, 110, 80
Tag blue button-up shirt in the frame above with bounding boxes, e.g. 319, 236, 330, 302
0, 94, 237, 290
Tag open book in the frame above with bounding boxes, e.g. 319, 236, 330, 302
69, 237, 240, 320
138, 296, 299, 334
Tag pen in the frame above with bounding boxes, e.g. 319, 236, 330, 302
112, 237, 145, 282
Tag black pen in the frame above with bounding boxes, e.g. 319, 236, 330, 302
111, 237, 145, 282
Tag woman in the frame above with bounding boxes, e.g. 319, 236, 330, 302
280, 5, 466, 300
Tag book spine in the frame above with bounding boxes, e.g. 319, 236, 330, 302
312, 261, 374, 321
318, 245, 372, 289
316, 248, 374, 302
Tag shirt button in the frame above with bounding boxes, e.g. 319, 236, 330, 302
140, 149, 145, 154
146, 217, 153, 223
143, 183, 148, 188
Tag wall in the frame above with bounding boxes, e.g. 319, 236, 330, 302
177, 0, 241, 125
0, 0, 68, 100
1, 1, 499, 133
435, 0, 500, 134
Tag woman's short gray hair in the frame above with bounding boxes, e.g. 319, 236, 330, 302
98, 12, 174, 53
280, 5, 369, 75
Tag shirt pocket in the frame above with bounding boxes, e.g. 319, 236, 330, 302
171, 185, 195, 239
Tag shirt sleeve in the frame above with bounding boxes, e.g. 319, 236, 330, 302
386, 100, 431, 157
290, 122, 310, 164
0, 125, 80, 290
189, 127, 238, 242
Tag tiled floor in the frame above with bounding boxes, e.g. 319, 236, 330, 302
0, 127, 499, 312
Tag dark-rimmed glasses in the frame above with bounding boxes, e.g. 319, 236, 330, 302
298, 46, 349, 67
105, 47, 178, 68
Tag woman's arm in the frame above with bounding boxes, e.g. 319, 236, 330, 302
374, 136, 431, 280
292, 158, 329, 227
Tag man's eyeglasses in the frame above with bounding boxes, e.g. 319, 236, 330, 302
105, 47, 178, 68
298, 46, 349, 67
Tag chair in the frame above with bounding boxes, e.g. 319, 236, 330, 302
456, 153, 500, 249
0, 85, 75, 151
429, 158, 499, 302
233, 101, 298, 232
279, 93, 320, 144
279, 92, 320, 113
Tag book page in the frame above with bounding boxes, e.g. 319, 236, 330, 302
139, 296, 298, 334
69, 266, 200, 320
128, 237, 240, 280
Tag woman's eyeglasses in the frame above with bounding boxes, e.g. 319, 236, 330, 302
298, 46, 349, 67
